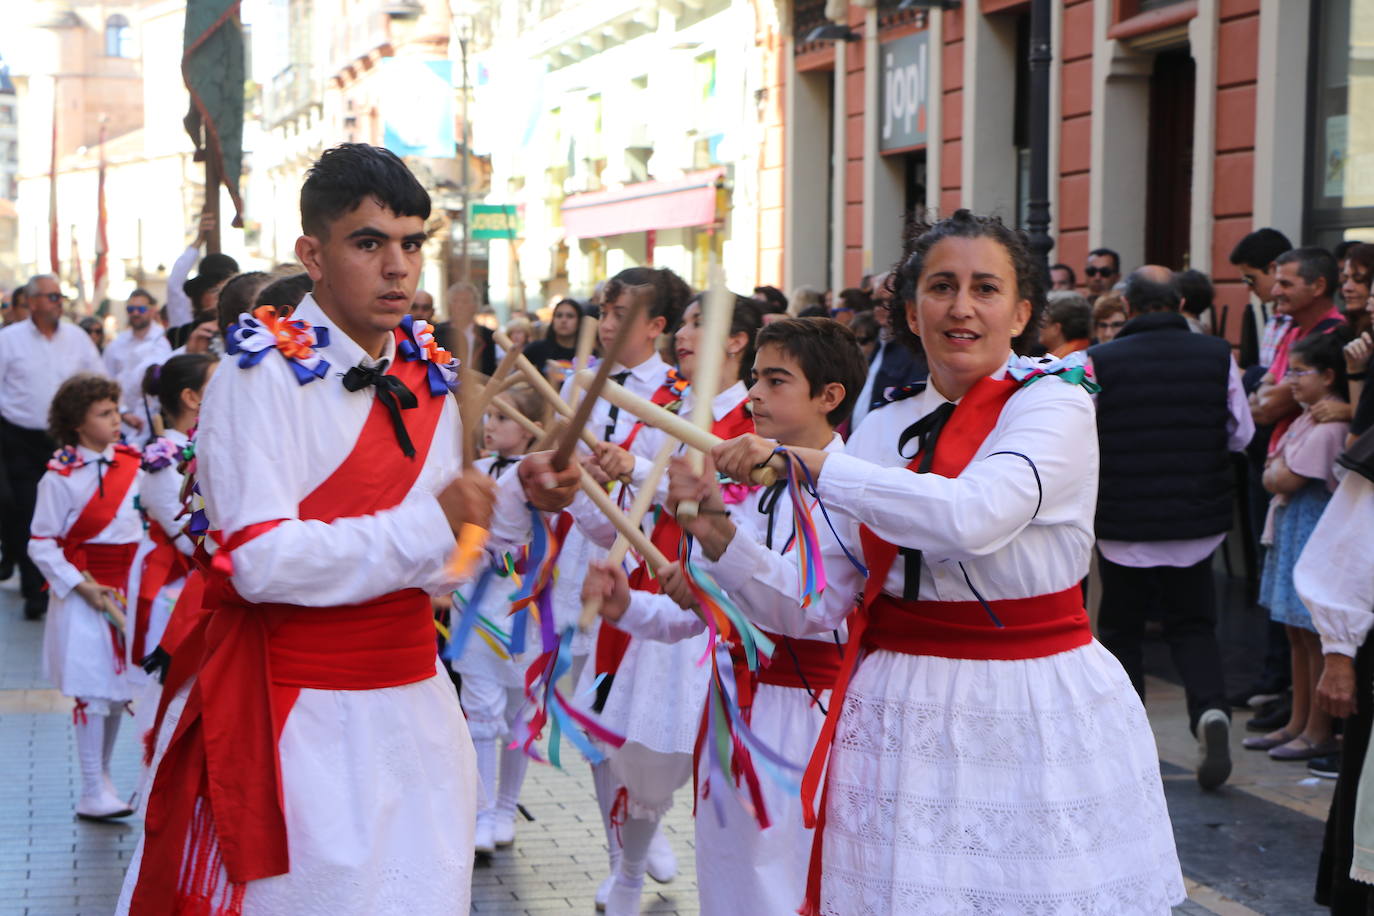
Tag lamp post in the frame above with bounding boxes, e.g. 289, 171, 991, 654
1024, 0, 1054, 278
458, 21, 470, 284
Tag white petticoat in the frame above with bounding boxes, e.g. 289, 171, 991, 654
42, 587, 134, 703
597, 629, 712, 757
116, 666, 478, 916
696, 681, 829, 915
816, 640, 1185, 915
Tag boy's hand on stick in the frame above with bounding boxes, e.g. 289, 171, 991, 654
668, 455, 736, 560
437, 469, 496, 538
519, 450, 581, 511
593, 441, 636, 484
580, 452, 613, 487
711, 434, 778, 485
584, 561, 630, 623
656, 563, 697, 611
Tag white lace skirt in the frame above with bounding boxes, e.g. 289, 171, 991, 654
116, 666, 477, 916
597, 630, 712, 756
818, 640, 1185, 915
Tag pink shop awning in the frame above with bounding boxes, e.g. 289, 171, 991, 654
560, 168, 726, 239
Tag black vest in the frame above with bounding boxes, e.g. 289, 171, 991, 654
1090, 311, 1235, 541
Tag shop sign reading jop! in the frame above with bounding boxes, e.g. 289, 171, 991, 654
880, 31, 929, 153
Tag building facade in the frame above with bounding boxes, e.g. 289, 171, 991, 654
779, 0, 1372, 337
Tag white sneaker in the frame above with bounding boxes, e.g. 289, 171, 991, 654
474, 817, 496, 855
493, 813, 516, 848
1196, 708, 1232, 791
645, 828, 677, 884
595, 873, 614, 911
76, 789, 134, 821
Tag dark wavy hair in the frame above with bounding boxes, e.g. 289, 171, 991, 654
890, 209, 1046, 356
1290, 329, 1353, 401
49, 373, 121, 446
602, 266, 692, 332
143, 353, 216, 424
683, 292, 764, 384
755, 317, 869, 426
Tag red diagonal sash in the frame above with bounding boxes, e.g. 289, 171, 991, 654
59, 445, 141, 567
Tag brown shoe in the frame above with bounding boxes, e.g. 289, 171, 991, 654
1241, 728, 1295, 751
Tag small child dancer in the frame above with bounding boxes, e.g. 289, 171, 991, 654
454, 383, 546, 854
29, 373, 144, 820
125, 354, 216, 761
587, 318, 869, 914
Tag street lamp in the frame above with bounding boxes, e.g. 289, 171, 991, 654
1024, 0, 1054, 277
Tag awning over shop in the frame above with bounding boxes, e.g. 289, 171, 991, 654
561, 168, 725, 239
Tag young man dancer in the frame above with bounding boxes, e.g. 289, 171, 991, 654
587, 317, 868, 914
118, 144, 578, 916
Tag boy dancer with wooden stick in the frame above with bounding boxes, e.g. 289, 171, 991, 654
587, 317, 869, 914
118, 144, 578, 916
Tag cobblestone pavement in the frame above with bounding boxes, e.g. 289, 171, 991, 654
0, 572, 1331, 915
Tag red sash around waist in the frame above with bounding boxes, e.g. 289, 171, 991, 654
730, 631, 844, 726
132, 525, 192, 662
79, 542, 139, 592
865, 587, 1091, 660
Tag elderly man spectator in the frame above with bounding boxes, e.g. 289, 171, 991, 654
0, 275, 105, 618
1085, 248, 1121, 302
103, 288, 171, 443
434, 281, 496, 376
849, 270, 927, 431
410, 289, 435, 323
1090, 266, 1254, 790
1041, 291, 1093, 358
1050, 263, 1077, 292
1251, 247, 1347, 437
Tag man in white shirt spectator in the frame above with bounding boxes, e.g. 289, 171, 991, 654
0, 275, 106, 618
102, 289, 171, 444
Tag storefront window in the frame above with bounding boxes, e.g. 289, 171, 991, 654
1306, 0, 1374, 247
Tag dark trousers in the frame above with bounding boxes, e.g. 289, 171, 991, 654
1316, 639, 1374, 913
1097, 550, 1230, 734
0, 419, 54, 609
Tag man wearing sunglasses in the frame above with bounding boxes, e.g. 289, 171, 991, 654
102, 289, 171, 443
0, 274, 105, 618
1084, 248, 1121, 303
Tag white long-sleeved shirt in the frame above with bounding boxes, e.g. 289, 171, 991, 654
196, 294, 531, 607
165, 244, 200, 329
711, 358, 1099, 637
104, 325, 171, 436
28, 444, 145, 598
0, 319, 106, 430
140, 428, 196, 555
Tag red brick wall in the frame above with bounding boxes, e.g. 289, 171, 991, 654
1058, 0, 1094, 285
1212, 0, 1260, 343
941, 8, 965, 216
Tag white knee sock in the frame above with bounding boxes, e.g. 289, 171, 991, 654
73, 713, 105, 800
495, 743, 529, 821
591, 760, 622, 869
605, 812, 657, 915
472, 736, 498, 822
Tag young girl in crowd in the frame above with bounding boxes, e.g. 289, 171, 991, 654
125, 355, 216, 744
453, 383, 546, 855
29, 374, 145, 820
1247, 332, 1351, 761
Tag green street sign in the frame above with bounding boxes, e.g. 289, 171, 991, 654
471, 204, 518, 239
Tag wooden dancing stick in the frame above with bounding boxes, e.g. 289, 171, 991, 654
580, 372, 784, 486
677, 270, 732, 523
494, 327, 602, 452
579, 436, 677, 630
82, 571, 127, 631
548, 292, 647, 472
478, 341, 525, 414
451, 322, 480, 467
577, 467, 670, 571
574, 314, 599, 373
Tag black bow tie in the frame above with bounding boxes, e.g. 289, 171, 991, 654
342, 364, 419, 457
489, 456, 518, 478
895, 400, 956, 600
